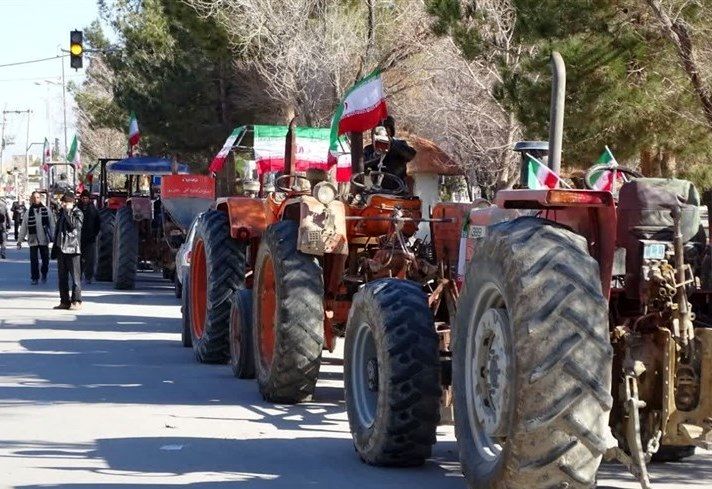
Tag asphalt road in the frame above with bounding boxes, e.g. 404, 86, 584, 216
0, 237, 710, 489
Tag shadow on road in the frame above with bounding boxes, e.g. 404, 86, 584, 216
0, 334, 345, 414
9, 435, 461, 489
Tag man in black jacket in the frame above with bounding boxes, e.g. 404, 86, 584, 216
53, 193, 83, 310
77, 190, 101, 283
11, 200, 27, 240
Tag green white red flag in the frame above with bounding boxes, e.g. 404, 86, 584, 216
42, 138, 50, 172
527, 154, 562, 189
66, 135, 81, 169
329, 70, 387, 139
209, 126, 243, 173
128, 112, 140, 147
254, 125, 331, 174
589, 146, 621, 192
328, 70, 387, 182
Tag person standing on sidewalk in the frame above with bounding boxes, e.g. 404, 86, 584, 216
77, 190, 100, 283
17, 192, 55, 284
53, 193, 83, 310
11, 200, 27, 241
0, 199, 10, 259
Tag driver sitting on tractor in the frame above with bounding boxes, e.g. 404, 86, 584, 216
363, 116, 416, 191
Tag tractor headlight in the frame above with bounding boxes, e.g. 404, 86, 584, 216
313, 182, 338, 205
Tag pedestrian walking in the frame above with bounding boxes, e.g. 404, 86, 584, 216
53, 193, 83, 310
0, 198, 10, 259
17, 192, 55, 284
77, 189, 101, 283
11, 200, 27, 241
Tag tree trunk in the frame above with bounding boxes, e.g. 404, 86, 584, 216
661, 151, 677, 178
640, 147, 662, 177
646, 0, 712, 132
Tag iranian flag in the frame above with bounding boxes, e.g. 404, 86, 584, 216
128, 112, 140, 147
41, 138, 50, 172
329, 70, 387, 146
254, 125, 331, 174
66, 135, 81, 169
589, 146, 621, 192
209, 126, 244, 173
527, 154, 561, 189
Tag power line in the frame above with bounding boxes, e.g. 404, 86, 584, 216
0, 54, 68, 69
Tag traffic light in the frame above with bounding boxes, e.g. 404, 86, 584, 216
70, 30, 83, 69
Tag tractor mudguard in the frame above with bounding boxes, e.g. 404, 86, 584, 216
465, 188, 617, 298
218, 197, 269, 241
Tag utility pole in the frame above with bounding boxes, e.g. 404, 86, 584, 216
25, 110, 31, 196
60, 54, 68, 153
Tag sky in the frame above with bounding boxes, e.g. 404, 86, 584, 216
0, 0, 104, 169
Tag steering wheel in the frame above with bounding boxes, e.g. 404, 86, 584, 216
275, 174, 312, 193
350, 171, 407, 195
584, 164, 642, 190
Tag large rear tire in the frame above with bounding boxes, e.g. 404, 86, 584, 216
252, 220, 324, 403
95, 208, 116, 282
229, 288, 255, 379
112, 206, 138, 290
454, 217, 614, 489
345, 279, 440, 466
190, 210, 246, 363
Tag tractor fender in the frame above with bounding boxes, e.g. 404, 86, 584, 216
217, 197, 269, 241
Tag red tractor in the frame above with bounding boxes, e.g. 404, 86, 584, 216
343, 53, 712, 489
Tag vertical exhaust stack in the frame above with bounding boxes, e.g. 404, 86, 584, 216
548, 51, 566, 174
284, 116, 298, 175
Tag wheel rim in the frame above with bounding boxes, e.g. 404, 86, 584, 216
351, 320, 379, 428
258, 255, 277, 371
191, 239, 207, 339
465, 284, 513, 463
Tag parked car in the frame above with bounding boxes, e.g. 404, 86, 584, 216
174, 212, 203, 299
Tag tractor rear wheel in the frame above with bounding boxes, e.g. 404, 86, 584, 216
345, 278, 440, 466
112, 206, 138, 290
190, 210, 246, 363
95, 208, 116, 282
252, 220, 324, 403
229, 288, 255, 379
454, 217, 614, 489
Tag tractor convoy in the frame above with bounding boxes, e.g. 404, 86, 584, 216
90, 156, 213, 290
87, 52, 712, 488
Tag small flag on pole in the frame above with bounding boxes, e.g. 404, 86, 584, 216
128, 111, 140, 147
66, 135, 80, 170
589, 146, 621, 192
42, 138, 50, 172
526, 153, 563, 189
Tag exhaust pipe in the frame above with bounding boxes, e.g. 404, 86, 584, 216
548, 51, 565, 174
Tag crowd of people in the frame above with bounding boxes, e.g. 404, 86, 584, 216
1, 189, 101, 310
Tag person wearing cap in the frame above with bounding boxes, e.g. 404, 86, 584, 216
53, 192, 84, 310
77, 189, 101, 283
363, 116, 416, 190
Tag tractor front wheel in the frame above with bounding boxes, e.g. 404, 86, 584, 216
189, 210, 246, 363
95, 207, 116, 282
252, 220, 324, 403
112, 206, 138, 290
345, 278, 440, 466
229, 288, 255, 379
454, 217, 614, 489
